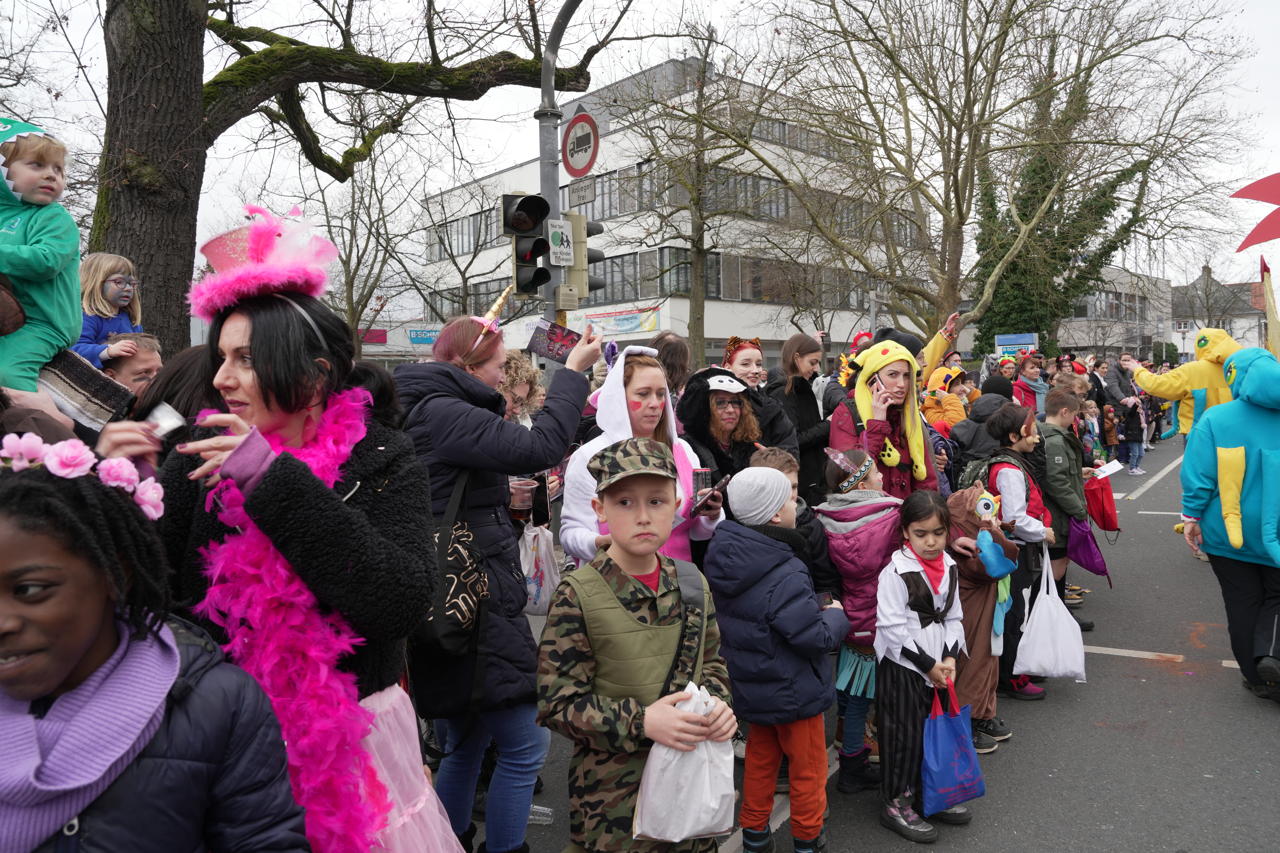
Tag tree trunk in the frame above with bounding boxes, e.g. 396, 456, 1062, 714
92, 0, 209, 359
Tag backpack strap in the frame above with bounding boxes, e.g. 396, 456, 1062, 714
659, 560, 709, 693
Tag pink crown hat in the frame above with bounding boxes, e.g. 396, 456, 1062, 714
188, 205, 339, 322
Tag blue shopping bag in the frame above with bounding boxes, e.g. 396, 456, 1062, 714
921, 679, 985, 816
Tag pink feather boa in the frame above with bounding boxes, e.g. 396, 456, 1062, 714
196, 388, 389, 853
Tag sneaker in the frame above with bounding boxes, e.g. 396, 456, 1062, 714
973, 715, 1012, 741
880, 795, 938, 844
741, 826, 776, 853
792, 829, 828, 853
971, 729, 998, 754
1066, 583, 1089, 594
1064, 592, 1085, 608
1127, 468, 1143, 476
929, 804, 973, 825
1074, 615, 1095, 632
998, 674, 1046, 700
1257, 656, 1280, 684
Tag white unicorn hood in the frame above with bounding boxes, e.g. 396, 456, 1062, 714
594, 345, 680, 441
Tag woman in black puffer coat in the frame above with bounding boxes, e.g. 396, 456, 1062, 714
766, 333, 831, 507
395, 309, 601, 853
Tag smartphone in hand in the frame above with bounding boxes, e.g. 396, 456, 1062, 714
688, 474, 731, 516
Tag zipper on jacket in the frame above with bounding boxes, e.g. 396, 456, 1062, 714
55, 817, 80, 852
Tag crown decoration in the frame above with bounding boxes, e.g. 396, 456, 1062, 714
0, 433, 164, 519
824, 446, 875, 492
188, 205, 339, 322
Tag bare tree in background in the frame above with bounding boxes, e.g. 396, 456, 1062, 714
91, 0, 633, 357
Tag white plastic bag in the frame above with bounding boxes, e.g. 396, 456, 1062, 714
519, 524, 559, 616
632, 682, 735, 842
1013, 542, 1086, 681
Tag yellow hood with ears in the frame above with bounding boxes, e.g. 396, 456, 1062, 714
853, 340, 929, 481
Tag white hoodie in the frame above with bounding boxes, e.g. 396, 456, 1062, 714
559, 345, 722, 563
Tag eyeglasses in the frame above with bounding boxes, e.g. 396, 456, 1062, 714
713, 398, 744, 410
105, 275, 140, 291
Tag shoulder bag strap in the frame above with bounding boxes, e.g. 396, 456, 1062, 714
436, 469, 472, 567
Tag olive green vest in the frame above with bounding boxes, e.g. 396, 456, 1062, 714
563, 560, 709, 707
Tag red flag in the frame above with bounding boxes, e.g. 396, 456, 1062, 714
1234, 174, 1280, 252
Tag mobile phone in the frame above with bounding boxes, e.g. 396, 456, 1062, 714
818, 592, 835, 608
689, 474, 731, 516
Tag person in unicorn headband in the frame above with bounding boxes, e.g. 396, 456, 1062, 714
395, 290, 601, 853
99, 206, 451, 853
0, 436, 309, 852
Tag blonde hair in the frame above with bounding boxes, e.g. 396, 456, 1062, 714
0, 134, 67, 168
499, 350, 541, 416
80, 253, 141, 325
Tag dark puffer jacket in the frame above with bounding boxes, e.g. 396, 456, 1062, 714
703, 522, 849, 725
395, 360, 588, 714
951, 393, 1006, 474
159, 417, 434, 699
766, 373, 831, 507
34, 619, 308, 852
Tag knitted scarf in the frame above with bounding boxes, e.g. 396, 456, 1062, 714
196, 388, 388, 853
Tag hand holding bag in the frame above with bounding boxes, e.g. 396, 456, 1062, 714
1013, 542, 1086, 681
921, 678, 985, 817
632, 682, 736, 842
520, 523, 559, 616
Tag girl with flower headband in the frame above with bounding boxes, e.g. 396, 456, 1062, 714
719, 336, 800, 460
395, 289, 601, 853
99, 207, 452, 853
0, 442, 308, 852
829, 340, 939, 500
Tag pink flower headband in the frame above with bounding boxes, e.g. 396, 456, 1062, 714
0, 433, 164, 520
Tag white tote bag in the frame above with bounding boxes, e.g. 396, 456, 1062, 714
519, 524, 559, 616
632, 682, 736, 842
1013, 542, 1086, 681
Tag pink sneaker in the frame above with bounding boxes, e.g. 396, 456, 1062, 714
999, 674, 1046, 700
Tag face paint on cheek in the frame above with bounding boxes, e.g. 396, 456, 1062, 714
629, 400, 643, 411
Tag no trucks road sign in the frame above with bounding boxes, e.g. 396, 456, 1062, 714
561, 111, 600, 179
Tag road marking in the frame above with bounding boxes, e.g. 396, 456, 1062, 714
720, 748, 840, 852
1084, 644, 1185, 662
1137, 511, 1182, 516
1124, 455, 1183, 501
1112, 492, 1126, 499
1222, 659, 1240, 669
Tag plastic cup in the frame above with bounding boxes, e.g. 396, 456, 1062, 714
509, 478, 538, 510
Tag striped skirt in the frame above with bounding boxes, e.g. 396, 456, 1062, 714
876, 658, 934, 808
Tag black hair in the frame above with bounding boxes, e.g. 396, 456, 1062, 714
0, 467, 171, 638
348, 360, 402, 429
986, 402, 1033, 447
207, 292, 354, 414
900, 489, 950, 531
134, 345, 222, 420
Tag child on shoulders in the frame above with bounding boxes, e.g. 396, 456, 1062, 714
538, 437, 735, 853
704, 467, 850, 853
73, 253, 143, 368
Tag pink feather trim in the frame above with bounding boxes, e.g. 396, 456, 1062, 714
188, 265, 327, 322
196, 388, 390, 853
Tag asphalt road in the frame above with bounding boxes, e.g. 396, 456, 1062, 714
513, 438, 1279, 853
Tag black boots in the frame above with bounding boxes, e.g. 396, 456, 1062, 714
456, 823, 477, 853
836, 749, 881, 793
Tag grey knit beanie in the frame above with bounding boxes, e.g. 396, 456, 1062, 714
727, 467, 792, 526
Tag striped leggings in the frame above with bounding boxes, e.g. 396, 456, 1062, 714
877, 658, 934, 808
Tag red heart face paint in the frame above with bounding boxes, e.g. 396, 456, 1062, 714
629, 400, 644, 411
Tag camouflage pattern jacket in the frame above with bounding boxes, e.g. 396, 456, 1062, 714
536, 552, 732, 852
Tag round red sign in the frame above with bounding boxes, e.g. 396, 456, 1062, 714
561, 112, 600, 179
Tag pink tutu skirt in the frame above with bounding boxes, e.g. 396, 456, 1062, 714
360, 685, 463, 853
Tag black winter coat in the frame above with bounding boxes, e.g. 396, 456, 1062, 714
748, 386, 800, 459
951, 393, 1006, 474
395, 361, 589, 714
159, 417, 434, 699
767, 373, 831, 507
34, 619, 308, 853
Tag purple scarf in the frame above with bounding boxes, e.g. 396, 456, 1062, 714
0, 621, 179, 853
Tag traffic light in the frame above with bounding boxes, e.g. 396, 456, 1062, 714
565, 212, 605, 296
502, 193, 550, 296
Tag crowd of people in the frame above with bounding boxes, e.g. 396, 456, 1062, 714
1, 118, 1276, 853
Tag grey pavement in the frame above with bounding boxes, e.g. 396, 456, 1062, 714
513, 439, 1279, 853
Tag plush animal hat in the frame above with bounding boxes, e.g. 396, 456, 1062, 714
188, 205, 339, 322
852, 340, 928, 481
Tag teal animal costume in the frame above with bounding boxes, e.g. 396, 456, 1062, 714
0, 119, 81, 391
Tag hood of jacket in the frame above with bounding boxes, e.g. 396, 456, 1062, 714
814, 490, 902, 534
394, 359, 504, 421
967, 393, 1007, 424
926, 366, 964, 394
0, 118, 56, 211
702, 521, 800, 596
676, 366, 739, 443
1194, 328, 1242, 365
1224, 347, 1280, 408
594, 344, 679, 441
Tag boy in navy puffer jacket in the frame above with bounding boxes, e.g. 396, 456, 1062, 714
704, 467, 849, 853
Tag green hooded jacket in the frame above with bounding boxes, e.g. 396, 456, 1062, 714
0, 118, 81, 345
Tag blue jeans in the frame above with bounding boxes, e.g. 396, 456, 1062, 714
1127, 440, 1145, 470
434, 703, 550, 851
838, 691, 873, 758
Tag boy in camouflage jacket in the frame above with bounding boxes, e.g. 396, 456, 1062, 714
538, 438, 735, 852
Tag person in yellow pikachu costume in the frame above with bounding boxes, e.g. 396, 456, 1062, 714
1123, 328, 1240, 436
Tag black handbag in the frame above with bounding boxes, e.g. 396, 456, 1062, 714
415, 470, 489, 656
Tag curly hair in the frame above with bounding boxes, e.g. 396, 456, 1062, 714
500, 350, 541, 417
0, 467, 171, 639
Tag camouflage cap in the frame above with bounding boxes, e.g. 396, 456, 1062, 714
587, 437, 678, 493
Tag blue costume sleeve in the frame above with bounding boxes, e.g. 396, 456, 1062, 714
1180, 414, 1218, 520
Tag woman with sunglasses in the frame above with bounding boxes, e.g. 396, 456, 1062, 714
72, 252, 143, 368
395, 287, 601, 853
